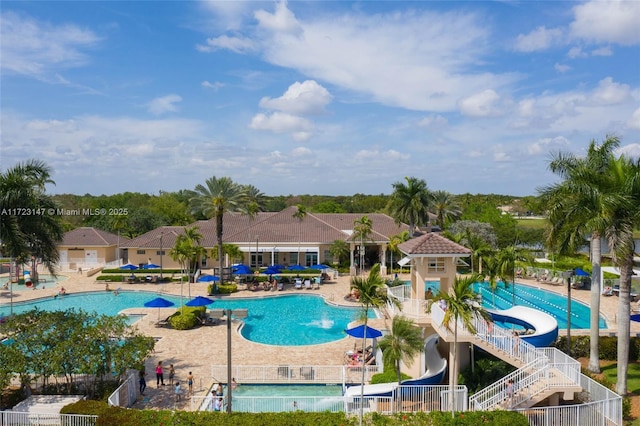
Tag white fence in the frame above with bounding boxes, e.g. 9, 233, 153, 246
344, 385, 468, 415
0, 412, 97, 426
193, 395, 345, 413
107, 372, 138, 408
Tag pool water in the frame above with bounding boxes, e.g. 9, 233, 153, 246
0, 292, 371, 346
234, 384, 342, 397
231, 384, 343, 413
412, 280, 606, 329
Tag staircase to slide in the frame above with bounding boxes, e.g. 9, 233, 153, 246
429, 302, 582, 410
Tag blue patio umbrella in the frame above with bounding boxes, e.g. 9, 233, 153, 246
309, 264, 329, 270
232, 265, 253, 275
143, 263, 160, 269
185, 296, 215, 307
144, 297, 176, 321
345, 324, 382, 339
631, 314, 640, 323
263, 266, 282, 275
574, 268, 590, 276
119, 264, 138, 270
287, 264, 307, 271
197, 275, 220, 282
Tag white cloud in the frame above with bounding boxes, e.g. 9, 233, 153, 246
418, 114, 448, 128
617, 144, 640, 158
248, 112, 313, 141
196, 34, 257, 53
254, 0, 301, 34
570, 0, 640, 46
0, 11, 100, 76
202, 80, 225, 90
567, 46, 587, 59
514, 26, 563, 52
458, 89, 503, 117
591, 46, 613, 56
202, 2, 517, 112
554, 63, 571, 73
198, 1, 253, 31
354, 149, 409, 161
259, 80, 332, 115
528, 136, 571, 155
590, 77, 630, 106
291, 146, 312, 157
147, 94, 182, 115
628, 108, 640, 130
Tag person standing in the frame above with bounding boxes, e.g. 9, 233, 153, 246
506, 379, 514, 407
174, 382, 182, 402
169, 364, 175, 385
139, 370, 147, 395
187, 371, 194, 396
155, 361, 165, 387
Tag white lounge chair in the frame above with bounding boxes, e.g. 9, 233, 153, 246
294, 279, 303, 289
304, 279, 312, 290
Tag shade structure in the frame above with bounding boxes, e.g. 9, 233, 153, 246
345, 324, 382, 339
119, 264, 138, 270
309, 264, 329, 270
143, 263, 160, 269
287, 264, 307, 271
263, 266, 281, 275
144, 297, 175, 308
232, 265, 253, 275
185, 296, 215, 307
631, 314, 640, 323
574, 268, 590, 276
197, 275, 220, 282
144, 297, 176, 321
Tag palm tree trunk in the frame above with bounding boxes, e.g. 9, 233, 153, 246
615, 254, 633, 395
358, 309, 369, 426
588, 234, 601, 373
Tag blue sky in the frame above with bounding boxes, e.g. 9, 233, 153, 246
2, 1, 639, 197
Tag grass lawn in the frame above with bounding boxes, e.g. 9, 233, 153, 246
515, 218, 547, 229
600, 363, 640, 394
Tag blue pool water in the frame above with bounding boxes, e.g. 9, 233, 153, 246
0, 292, 370, 346
415, 280, 606, 329
234, 384, 342, 397
231, 384, 343, 413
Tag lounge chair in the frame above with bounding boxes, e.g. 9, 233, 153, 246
277, 366, 291, 379
294, 280, 302, 290
300, 367, 315, 380
313, 281, 320, 290
304, 279, 312, 290
277, 282, 284, 291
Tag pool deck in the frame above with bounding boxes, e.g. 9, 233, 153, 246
1, 270, 638, 411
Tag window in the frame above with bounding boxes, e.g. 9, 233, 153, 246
156, 250, 165, 256
427, 257, 445, 272
305, 253, 318, 267
251, 253, 263, 268
136, 250, 146, 255
290, 252, 299, 265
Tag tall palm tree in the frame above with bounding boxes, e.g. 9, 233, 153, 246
432, 190, 462, 231
292, 205, 307, 266
387, 176, 431, 237
0, 159, 63, 277
481, 253, 501, 307
497, 246, 524, 305
378, 315, 424, 385
181, 226, 205, 297
189, 177, 248, 284
539, 136, 619, 374
428, 273, 487, 417
350, 263, 398, 426
352, 215, 373, 274
387, 231, 410, 274
462, 229, 491, 274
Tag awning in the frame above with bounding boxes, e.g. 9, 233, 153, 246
397, 257, 411, 267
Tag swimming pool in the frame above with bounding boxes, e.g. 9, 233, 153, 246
10, 274, 68, 290
415, 280, 606, 329
0, 292, 371, 346
231, 384, 343, 413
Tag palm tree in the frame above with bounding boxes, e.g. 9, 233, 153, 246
0, 159, 63, 278
181, 226, 205, 297
428, 273, 488, 417
481, 253, 501, 307
350, 263, 398, 426
387, 176, 431, 237
539, 136, 619, 374
328, 239, 349, 266
387, 231, 410, 274
352, 215, 373, 275
292, 205, 307, 266
378, 315, 424, 385
497, 246, 525, 305
432, 190, 462, 230
462, 229, 491, 274
189, 177, 248, 284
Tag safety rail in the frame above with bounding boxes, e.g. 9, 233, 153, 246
0, 412, 98, 426
107, 371, 138, 408
387, 285, 410, 301
195, 395, 345, 413
344, 385, 467, 415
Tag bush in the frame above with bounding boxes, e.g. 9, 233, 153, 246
370, 370, 411, 384
208, 283, 238, 294
169, 307, 204, 330
460, 357, 516, 393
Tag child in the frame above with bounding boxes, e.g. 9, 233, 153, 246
174, 382, 182, 402
187, 371, 194, 395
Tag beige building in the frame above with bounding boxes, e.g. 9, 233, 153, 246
57, 227, 127, 271
120, 206, 412, 275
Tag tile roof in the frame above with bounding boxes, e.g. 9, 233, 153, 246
60, 227, 127, 246
398, 232, 470, 256
121, 207, 410, 248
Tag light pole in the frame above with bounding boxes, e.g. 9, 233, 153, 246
562, 270, 575, 357
255, 236, 259, 268
226, 308, 248, 414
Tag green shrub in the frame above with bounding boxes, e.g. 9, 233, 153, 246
460, 357, 516, 393
208, 283, 238, 294
370, 370, 411, 384
168, 307, 204, 330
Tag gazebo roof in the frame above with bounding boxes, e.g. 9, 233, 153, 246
398, 232, 470, 257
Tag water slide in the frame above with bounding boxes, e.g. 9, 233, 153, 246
488, 306, 558, 347
24, 271, 33, 287
344, 334, 446, 398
